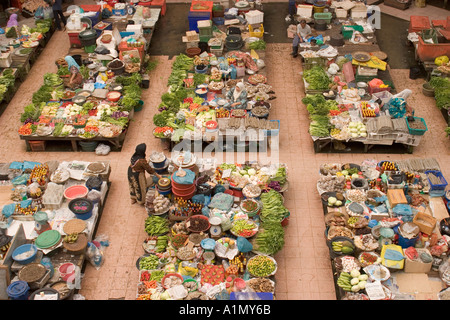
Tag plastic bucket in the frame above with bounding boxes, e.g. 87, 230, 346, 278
134, 100, 144, 112
79, 141, 99, 152
150, 155, 166, 169
7, 281, 30, 300
58, 263, 76, 281
397, 233, 418, 248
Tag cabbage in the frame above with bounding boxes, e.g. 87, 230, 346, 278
247, 168, 257, 176
350, 269, 361, 278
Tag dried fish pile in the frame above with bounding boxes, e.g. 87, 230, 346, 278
244, 117, 278, 130
366, 115, 393, 134
219, 117, 278, 131
395, 158, 440, 172
391, 118, 409, 133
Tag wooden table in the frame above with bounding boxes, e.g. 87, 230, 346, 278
19, 129, 128, 152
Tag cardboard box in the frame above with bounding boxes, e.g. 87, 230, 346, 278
404, 248, 433, 273
413, 212, 437, 235
387, 189, 407, 208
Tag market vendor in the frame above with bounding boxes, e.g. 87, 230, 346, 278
128, 143, 162, 205
224, 82, 248, 110
64, 56, 83, 90
6, 13, 18, 28
291, 20, 312, 58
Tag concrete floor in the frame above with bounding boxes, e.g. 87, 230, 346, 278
2, 0, 449, 300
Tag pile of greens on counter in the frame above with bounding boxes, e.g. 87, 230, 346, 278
260, 189, 289, 223
302, 94, 338, 137
119, 83, 142, 111
253, 220, 285, 255
248, 40, 266, 50
20, 102, 44, 123
429, 76, 450, 109
303, 65, 332, 90
0, 69, 15, 89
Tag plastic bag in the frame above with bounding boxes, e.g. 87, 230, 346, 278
178, 262, 198, 277
87, 189, 102, 204
86, 242, 104, 270
34, 7, 44, 19
435, 55, 449, 66
42, 7, 53, 19
95, 143, 111, 156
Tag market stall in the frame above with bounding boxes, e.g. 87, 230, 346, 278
0, 16, 55, 115
152, 3, 277, 152
0, 160, 111, 300
136, 153, 289, 300
317, 158, 450, 300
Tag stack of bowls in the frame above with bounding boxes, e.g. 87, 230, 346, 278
156, 178, 172, 196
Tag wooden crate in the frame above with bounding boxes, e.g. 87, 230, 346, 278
29, 141, 46, 152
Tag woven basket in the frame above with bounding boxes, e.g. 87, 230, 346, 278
63, 219, 87, 235
62, 233, 88, 255
18, 263, 46, 283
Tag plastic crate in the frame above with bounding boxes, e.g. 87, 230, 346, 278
264, 120, 280, 136
296, 4, 313, 18
245, 10, 264, 24
335, 8, 347, 19
314, 12, 332, 24
406, 117, 428, 136
249, 24, 264, 38
341, 25, 364, 40
0, 52, 12, 68
425, 170, 448, 190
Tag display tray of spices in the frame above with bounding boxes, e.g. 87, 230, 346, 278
185, 215, 210, 233
18, 262, 47, 283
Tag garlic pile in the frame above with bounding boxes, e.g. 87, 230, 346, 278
153, 194, 170, 214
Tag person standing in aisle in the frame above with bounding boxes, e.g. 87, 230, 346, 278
291, 19, 312, 58
51, 0, 66, 31
128, 143, 162, 205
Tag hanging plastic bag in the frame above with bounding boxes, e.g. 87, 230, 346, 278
34, 6, 44, 19
42, 7, 54, 19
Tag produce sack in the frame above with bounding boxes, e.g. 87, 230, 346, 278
178, 262, 198, 277
23, 161, 41, 171
236, 236, 253, 252
387, 97, 406, 119
172, 169, 195, 185
9, 161, 23, 170
435, 55, 449, 66
11, 174, 29, 186
2, 203, 15, 218
392, 204, 412, 217
208, 193, 234, 211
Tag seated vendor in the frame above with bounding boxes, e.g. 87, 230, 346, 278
291, 19, 312, 58
224, 82, 247, 110
64, 56, 83, 90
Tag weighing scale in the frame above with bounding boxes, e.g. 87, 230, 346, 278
209, 216, 222, 239
34, 211, 51, 235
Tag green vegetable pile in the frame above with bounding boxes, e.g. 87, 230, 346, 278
155, 235, 168, 253
248, 40, 266, 50
115, 73, 142, 86
260, 189, 289, 223
145, 215, 169, 236
253, 221, 285, 255
301, 94, 338, 137
0, 69, 15, 89
303, 66, 332, 90
429, 76, 450, 110
44, 73, 63, 87
247, 255, 276, 277
0, 84, 7, 102
20, 102, 44, 123
167, 54, 193, 91
139, 254, 160, 270
270, 167, 287, 186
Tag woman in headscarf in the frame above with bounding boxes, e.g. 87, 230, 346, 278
128, 143, 161, 205
224, 82, 247, 110
6, 14, 18, 28
64, 56, 83, 90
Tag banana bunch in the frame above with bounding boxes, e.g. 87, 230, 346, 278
337, 272, 352, 291
64, 233, 79, 244
331, 240, 354, 254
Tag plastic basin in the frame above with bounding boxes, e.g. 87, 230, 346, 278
64, 185, 89, 200
58, 263, 75, 281
12, 244, 37, 265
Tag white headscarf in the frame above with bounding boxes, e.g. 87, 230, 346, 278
233, 82, 245, 101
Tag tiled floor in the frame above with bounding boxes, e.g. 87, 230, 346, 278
2, 2, 449, 300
